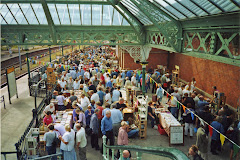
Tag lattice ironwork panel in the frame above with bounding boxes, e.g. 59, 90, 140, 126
146, 31, 171, 47
1, 30, 141, 45
184, 31, 240, 59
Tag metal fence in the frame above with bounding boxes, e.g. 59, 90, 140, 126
15, 84, 56, 160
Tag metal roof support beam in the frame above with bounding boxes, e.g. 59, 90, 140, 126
181, 12, 240, 29
230, 0, 240, 8
6, 4, 19, 24
129, 0, 183, 52
30, 4, 40, 24
107, 0, 145, 44
54, 4, 61, 25
0, 13, 8, 24
18, 4, 30, 24
1, 0, 110, 5
40, 0, 57, 44
207, 0, 225, 12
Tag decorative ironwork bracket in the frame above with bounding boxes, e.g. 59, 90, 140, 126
120, 45, 152, 62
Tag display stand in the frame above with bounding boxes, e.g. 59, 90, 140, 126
46, 67, 56, 90
157, 108, 184, 146
6, 67, 18, 104
169, 126, 184, 146
136, 95, 148, 139
172, 65, 179, 87
26, 128, 39, 156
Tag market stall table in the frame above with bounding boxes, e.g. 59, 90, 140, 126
156, 108, 184, 146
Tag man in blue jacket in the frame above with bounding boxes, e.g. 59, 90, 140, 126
210, 116, 225, 155
90, 109, 100, 150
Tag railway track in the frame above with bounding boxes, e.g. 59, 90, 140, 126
1, 45, 72, 88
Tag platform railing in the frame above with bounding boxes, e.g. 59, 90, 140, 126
15, 84, 56, 160
1, 151, 18, 160
33, 153, 63, 160
102, 135, 189, 160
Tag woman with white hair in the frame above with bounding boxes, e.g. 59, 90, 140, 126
117, 121, 129, 158
59, 124, 77, 160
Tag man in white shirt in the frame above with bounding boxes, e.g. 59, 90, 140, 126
84, 69, 90, 83
80, 94, 90, 111
90, 90, 100, 103
105, 74, 111, 83
131, 74, 137, 86
58, 78, 66, 91
76, 123, 87, 160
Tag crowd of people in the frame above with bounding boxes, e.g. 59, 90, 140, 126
42, 46, 139, 160
41, 46, 239, 160
148, 70, 239, 160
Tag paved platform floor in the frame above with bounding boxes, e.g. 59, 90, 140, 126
1, 77, 231, 160
1, 75, 43, 160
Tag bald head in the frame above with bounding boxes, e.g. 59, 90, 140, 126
123, 150, 130, 158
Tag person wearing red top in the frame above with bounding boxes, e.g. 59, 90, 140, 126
100, 73, 105, 86
96, 102, 104, 137
43, 111, 53, 127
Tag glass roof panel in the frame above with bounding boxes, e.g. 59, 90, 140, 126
154, 0, 185, 19
1, 4, 13, 24
48, 4, 60, 25
92, 5, 101, 25
32, 4, 48, 24
165, 0, 195, 18
56, 4, 70, 25
122, 18, 129, 25
71, 4, 81, 25
19, 4, 36, 24
102, 5, 112, 25
7, 4, 21, 24
178, 0, 207, 17
193, 0, 221, 14
112, 9, 121, 25
81, 4, 91, 25
12, 4, 28, 24
121, 0, 153, 25
214, 0, 239, 12
152, 0, 240, 20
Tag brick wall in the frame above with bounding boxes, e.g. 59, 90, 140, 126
121, 48, 240, 108
169, 53, 240, 108
123, 48, 169, 70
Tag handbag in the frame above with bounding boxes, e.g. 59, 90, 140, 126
52, 132, 60, 147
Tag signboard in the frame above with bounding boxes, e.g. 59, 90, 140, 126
6, 67, 18, 104
169, 126, 184, 145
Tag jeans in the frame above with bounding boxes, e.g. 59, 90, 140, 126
113, 122, 121, 137
46, 146, 57, 160
148, 114, 156, 128
58, 105, 65, 111
169, 107, 178, 118
185, 123, 194, 136
128, 129, 139, 138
